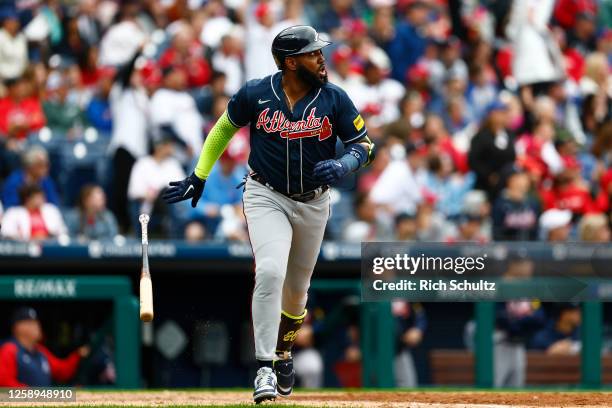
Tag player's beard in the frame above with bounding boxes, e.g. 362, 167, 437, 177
296, 64, 328, 88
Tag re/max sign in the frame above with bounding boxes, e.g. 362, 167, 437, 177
14, 279, 77, 298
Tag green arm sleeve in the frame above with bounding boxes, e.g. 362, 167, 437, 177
194, 111, 241, 180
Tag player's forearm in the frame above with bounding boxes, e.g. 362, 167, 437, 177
194, 111, 240, 180
339, 138, 376, 173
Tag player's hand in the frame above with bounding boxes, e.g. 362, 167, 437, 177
313, 159, 350, 184
162, 172, 205, 208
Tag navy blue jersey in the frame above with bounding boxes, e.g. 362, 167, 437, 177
226, 72, 367, 195
0, 339, 51, 386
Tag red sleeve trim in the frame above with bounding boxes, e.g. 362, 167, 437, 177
0, 343, 27, 387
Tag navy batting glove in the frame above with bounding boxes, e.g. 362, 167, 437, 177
162, 172, 205, 208
313, 159, 350, 184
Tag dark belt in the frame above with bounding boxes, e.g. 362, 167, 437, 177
250, 173, 328, 203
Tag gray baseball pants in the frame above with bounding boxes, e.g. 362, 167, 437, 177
242, 177, 330, 361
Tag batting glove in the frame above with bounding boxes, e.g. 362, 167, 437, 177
313, 159, 350, 185
162, 172, 205, 208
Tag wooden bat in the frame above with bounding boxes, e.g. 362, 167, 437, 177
139, 214, 154, 322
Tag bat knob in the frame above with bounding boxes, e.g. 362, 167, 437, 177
139, 214, 150, 225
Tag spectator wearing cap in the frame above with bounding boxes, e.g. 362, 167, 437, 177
0, 6, 27, 80
149, 65, 203, 162
0, 307, 89, 387
492, 167, 540, 241
0, 76, 46, 140
1, 146, 60, 208
539, 208, 573, 241
530, 303, 581, 355
42, 71, 86, 135
64, 184, 118, 241
468, 98, 516, 201
127, 134, 185, 237
0, 184, 66, 241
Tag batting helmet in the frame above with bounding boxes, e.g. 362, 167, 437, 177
271, 25, 331, 69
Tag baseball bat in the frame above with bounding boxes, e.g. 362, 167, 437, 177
139, 214, 154, 322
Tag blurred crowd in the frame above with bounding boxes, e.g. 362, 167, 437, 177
0, 0, 610, 244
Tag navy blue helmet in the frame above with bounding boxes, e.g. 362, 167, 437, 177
271, 25, 331, 69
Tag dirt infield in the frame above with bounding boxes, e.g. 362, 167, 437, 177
4, 390, 607, 408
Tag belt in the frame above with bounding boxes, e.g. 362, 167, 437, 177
250, 173, 328, 203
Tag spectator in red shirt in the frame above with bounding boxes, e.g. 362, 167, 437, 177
0, 307, 89, 387
0, 76, 45, 140
540, 170, 596, 215
554, 0, 598, 30
158, 23, 211, 88
0, 78, 45, 139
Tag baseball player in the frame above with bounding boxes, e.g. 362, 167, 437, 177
163, 25, 375, 403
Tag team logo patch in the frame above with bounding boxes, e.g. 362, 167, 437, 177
256, 107, 333, 141
353, 114, 364, 131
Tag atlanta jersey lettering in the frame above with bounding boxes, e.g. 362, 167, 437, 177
226, 71, 367, 195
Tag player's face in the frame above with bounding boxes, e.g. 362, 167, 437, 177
294, 50, 328, 87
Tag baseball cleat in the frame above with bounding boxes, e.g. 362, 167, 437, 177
274, 357, 295, 397
253, 367, 277, 404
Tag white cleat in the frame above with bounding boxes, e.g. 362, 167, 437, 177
253, 367, 277, 404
